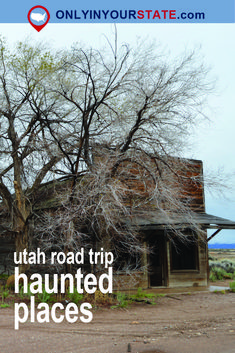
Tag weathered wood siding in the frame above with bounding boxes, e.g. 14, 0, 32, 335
0, 157, 208, 289
166, 238, 208, 288
177, 159, 205, 213
116, 158, 205, 213
113, 271, 147, 291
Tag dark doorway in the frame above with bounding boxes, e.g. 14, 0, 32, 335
148, 231, 167, 287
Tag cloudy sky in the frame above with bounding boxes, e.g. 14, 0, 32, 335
0, 23, 234, 243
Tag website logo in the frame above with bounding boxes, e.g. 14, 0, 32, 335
28, 5, 50, 32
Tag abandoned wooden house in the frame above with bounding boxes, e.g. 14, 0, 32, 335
0, 156, 235, 291
108, 157, 235, 289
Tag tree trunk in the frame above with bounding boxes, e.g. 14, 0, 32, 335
13, 181, 31, 273
15, 225, 30, 273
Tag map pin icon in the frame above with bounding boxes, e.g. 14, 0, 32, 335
28, 6, 50, 32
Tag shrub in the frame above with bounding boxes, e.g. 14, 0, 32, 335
67, 287, 84, 303
111, 292, 129, 309
221, 260, 235, 274
1, 288, 9, 303
209, 272, 217, 282
94, 290, 113, 305
83, 290, 113, 306
210, 260, 235, 271
129, 287, 159, 302
0, 274, 8, 279
130, 287, 147, 300
6, 275, 15, 289
211, 267, 228, 280
229, 281, 235, 293
37, 286, 52, 303
2, 289, 9, 301
209, 259, 235, 281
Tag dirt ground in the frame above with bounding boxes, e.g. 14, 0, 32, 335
0, 286, 234, 353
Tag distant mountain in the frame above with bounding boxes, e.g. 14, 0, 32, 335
208, 243, 235, 249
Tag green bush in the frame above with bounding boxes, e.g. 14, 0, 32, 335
0, 274, 8, 279
209, 259, 235, 281
221, 260, 235, 274
129, 287, 159, 302
229, 281, 235, 292
209, 273, 217, 282
18, 284, 34, 299
211, 267, 225, 280
130, 287, 148, 300
37, 286, 52, 303
1, 288, 9, 303
209, 267, 234, 281
67, 288, 84, 303
111, 292, 129, 309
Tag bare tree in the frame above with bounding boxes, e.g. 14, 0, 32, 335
33, 35, 212, 272
0, 34, 212, 273
0, 38, 76, 272
51, 37, 210, 172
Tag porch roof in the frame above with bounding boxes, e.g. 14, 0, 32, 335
131, 211, 235, 230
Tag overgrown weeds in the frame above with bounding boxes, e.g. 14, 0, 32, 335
111, 292, 129, 309
37, 286, 53, 303
111, 288, 164, 309
1, 288, 9, 303
229, 281, 235, 292
1, 274, 166, 310
66, 287, 84, 303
